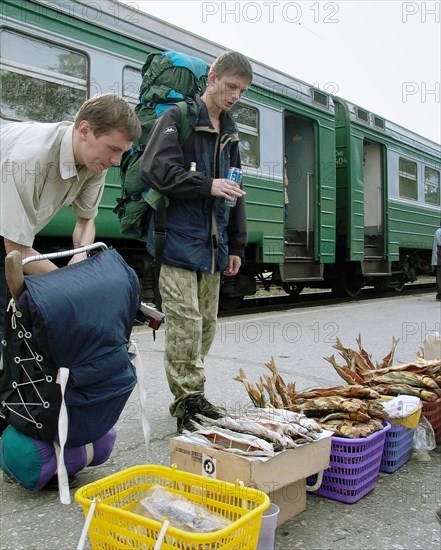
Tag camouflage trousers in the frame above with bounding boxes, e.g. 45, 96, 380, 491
159, 263, 220, 418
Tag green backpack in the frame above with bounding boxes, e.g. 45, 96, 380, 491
114, 51, 208, 241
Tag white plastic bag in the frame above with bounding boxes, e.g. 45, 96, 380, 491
380, 395, 421, 419
413, 416, 436, 452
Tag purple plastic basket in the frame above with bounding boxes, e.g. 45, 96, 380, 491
379, 423, 415, 473
307, 422, 390, 504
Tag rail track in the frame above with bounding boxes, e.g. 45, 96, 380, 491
218, 279, 436, 317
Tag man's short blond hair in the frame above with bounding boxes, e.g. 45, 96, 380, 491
210, 51, 253, 84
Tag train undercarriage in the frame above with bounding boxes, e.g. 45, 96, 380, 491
32, 236, 434, 311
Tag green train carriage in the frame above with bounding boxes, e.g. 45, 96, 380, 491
332, 97, 440, 297
1, 0, 337, 307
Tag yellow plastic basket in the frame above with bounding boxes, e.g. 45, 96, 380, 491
379, 395, 422, 429
75, 464, 270, 549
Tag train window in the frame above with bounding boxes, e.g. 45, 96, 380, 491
356, 108, 369, 123
0, 31, 87, 122
399, 158, 418, 201
123, 66, 141, 107
424, 166, 440, 206
374, 116, 385, 130
312, 89, 329, 108
230, 103, 259, 167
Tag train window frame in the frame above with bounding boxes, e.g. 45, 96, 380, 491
230, 102, 260, 168
122, 66, 142, 108
0, 29, 89, 123
398, 157, 418, 201
312, 89, 329, 108
373, 116, 385, 130
424, 166, 440, 206
356, 107, 370, 123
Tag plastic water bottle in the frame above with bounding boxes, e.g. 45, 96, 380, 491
225, 167, 242, 207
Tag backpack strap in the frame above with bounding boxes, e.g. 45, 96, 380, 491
176, 100, 198, 145
153, 199, 166, 310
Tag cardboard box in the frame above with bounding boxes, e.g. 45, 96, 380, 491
271, 479, 306, 525
170, 432, 331, 525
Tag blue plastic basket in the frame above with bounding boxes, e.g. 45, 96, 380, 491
379, 423, 415, 473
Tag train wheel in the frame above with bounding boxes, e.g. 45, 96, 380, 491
281, 282, 304, 296
342, 277, 363, 297
393, 281, 406, 292
333, 268, 364, 297
219, 294, 244, 311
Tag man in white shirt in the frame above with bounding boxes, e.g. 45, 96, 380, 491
0, 94, 141, 355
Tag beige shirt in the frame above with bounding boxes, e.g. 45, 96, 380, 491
0, 121, 104, 246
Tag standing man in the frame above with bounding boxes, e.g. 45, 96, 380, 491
0, 94, 142, 354
432, 221, 441, 301
141, 50, 253, 433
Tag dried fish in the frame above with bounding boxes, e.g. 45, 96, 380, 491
320, 410, 371, 423
291, 396, 369, 416
233, 357, 388, 440
356, 334, 376, 370
376, 337, 400, 370
256, 379, 267, 404
292, 385, 381, 400
195, 415, 287, 450
321, 419, 384, 438
333, 337, 373, 374
233, 368, 266, 407
366, 402, 389, 420
375, 360, 441, 376
262, 374, 285, 408
134, 486, 231, 533
190, 425, 275, 457
369, 383, 438, 402
319, 420, 362, 439
265, 357, 293, 407
369, 371, 440, 390
325, 355, 365, 385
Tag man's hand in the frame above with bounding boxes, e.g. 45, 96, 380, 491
211, 178, 246, 201
224, 255, 241, 276
68, 252, 88, 265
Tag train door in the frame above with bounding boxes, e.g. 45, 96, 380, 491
284, 113, 315, 259
363, 140, 385, 260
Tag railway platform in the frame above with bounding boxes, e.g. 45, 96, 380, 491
1, 290, 440, 549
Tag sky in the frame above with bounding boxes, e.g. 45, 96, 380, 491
118, 0, 440, 145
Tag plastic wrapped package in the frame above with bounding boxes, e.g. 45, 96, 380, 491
132, 485, 232, 533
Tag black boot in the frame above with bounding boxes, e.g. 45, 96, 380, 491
185, 395, 225, 420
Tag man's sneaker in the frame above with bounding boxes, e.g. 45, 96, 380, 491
177, 413, 198, 434
185, 395, 225, 420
